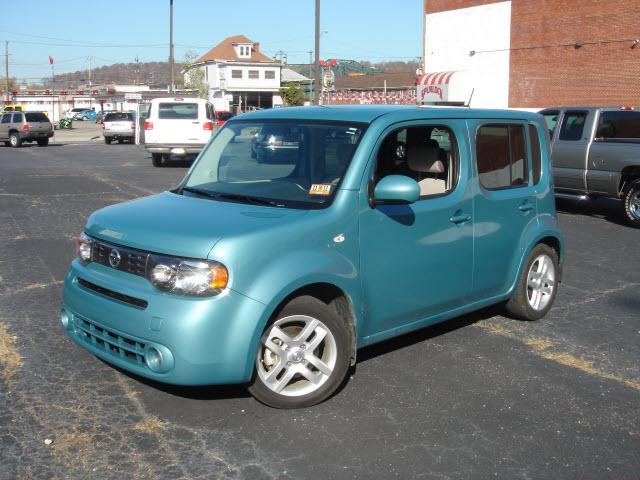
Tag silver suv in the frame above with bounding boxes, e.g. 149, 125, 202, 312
0, 111, 53, 147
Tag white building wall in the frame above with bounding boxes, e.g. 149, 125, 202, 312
223, 65, 280, 90
424, 1, 511, 108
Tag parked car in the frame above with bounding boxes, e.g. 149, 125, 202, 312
95, 110, 116, 124
65, 107, 87, 119
215, 110, 234, 128
0, 111, 53, 147
74, 109, 96, 121
540, 106, 640, 227
102, 112, 135, 144
143, 97, 216, 167
62, 106, 563, 408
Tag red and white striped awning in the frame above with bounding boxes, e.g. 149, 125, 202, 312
418, 71, 457, 86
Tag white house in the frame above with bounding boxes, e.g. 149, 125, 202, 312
186, 35, 282, 112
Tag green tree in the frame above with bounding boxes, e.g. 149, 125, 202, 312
183, 50, 209, 100
279, 82, 305, 106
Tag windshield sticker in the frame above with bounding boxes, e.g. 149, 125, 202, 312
309, 184, 332, 195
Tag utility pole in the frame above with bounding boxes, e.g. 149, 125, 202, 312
169, 0, 174, 93
88, 56, 92, 111
308, 50, 313, 79
4, 41, 8, 101
314, 0, 320, 104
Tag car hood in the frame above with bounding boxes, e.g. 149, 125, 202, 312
85, 191, 308, 259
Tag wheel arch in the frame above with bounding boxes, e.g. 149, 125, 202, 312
619, 165, 640, 194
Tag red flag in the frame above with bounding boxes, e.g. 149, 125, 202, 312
48, 55, 54, 65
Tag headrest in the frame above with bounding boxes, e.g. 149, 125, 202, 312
407, 142, 445, 173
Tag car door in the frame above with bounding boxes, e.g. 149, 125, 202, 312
358, 120, 474, 338
550, 110, 592, 191
468, 120, 538, 301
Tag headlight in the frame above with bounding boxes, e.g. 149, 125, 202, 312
75, 232, 92, 263
148, 255, 228, 296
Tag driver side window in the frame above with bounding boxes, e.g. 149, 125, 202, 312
374, 125, 458, 198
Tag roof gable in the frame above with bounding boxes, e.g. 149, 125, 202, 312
196, 35, 274, 63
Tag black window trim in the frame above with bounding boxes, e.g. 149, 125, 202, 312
475, 121, 531, 192
528, 122, 542, 186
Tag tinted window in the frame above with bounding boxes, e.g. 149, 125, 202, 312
596, 111, 640, 140
217, 112, 234, 121
158, 103, 198, 119
12, 113, 23, 123
1, 114, 11, 124
559, 111, 587, 141
476, 124, 528, 189
25, 112, 49, 122
529, 124, 542, 185
104, 112, 133, 122
541, 109, 559, 138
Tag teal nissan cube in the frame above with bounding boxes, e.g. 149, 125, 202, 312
62, 105, 563, 408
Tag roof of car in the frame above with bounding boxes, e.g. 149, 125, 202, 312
235, 105, 543, 124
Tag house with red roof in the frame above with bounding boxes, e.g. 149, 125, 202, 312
185, 35, 282, 112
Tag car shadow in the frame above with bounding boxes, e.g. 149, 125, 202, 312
357, 305, 502, 363
555, 196, 631, 228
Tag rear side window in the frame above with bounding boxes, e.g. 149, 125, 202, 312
104, 112, 133, 122
12, 113, 23, 123
25, 112, 49, 122
1, 113, 12, 123
529, 124, 542, 185
595, 111, 640, 140
158, 102, 198, 119
559, 111, 587, 141
476, 124, 528, 190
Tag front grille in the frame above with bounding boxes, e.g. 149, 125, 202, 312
77, 278, 148, 309
73, 315, 147, 368
92, 238, 148, 278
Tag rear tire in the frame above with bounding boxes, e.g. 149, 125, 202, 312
9, 133, 21, 148
505, 243, 559, 321
37, 138, 49, 147
248, 296, 351, 409
621, 179, 640, 228
152, 153, 165, 167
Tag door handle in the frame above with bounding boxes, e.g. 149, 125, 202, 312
449, 213, 471, 224
518, 201, 534, 213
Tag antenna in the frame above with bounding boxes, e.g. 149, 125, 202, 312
465, 88, 475, 108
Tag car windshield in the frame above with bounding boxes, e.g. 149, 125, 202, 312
183, 120, 365, 209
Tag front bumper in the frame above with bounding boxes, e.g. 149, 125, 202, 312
62, 259, 267, 385
145, 143, 205, 156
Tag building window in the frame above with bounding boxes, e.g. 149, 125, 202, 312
476, 124, 528, 190
248, 70, 259, 79
265, 70, 275, 80
237, 45, 251, 58
231, 69, 242, 79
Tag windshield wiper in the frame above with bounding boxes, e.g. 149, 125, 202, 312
181, 186, 285, 207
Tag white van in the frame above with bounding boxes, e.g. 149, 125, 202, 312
144, 97, 216, 167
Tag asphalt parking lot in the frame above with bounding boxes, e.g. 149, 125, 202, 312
0, 143, 638, 480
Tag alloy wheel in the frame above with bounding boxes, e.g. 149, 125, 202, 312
526, 254, 556, 311
257, 315, 337, 397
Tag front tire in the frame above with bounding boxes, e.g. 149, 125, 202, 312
249, 296, 351, 408
505, 243, 559, 321
622, 179, 640, 228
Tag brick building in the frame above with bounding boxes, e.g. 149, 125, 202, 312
422, 0, 640, 108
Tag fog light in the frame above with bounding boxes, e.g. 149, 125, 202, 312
60, 309, 70, 330
146, 347, 162, 371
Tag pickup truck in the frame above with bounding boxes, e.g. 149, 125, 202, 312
540, 107, 640, 227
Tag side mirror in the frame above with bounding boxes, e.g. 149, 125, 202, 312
373, 175, 420, 205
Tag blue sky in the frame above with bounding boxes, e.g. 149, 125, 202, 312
3, 0, 423, 83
